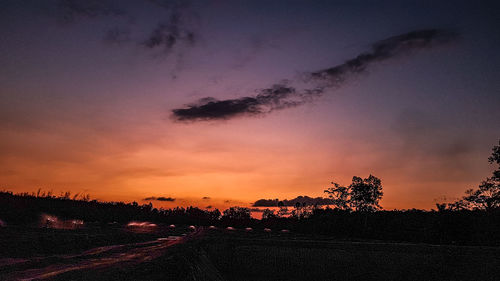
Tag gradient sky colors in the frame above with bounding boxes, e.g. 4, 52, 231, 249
1, 0, 499, 211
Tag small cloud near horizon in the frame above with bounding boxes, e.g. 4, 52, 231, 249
143, 196, 175, 202
253, 196, 333, 207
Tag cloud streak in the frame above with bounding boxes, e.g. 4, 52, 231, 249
253, 196, 333, 207
172, 29, 456, 122
172, 84, 322, 121
143, 196, 175, 202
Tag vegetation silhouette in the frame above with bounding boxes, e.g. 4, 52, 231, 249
1, 140, 499, 247
441, 140, 500, 211
325, 174, 383, 212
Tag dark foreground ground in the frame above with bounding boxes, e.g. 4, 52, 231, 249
1, 225, 499, 281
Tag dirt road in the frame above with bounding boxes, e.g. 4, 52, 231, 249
0, 228, 204, 280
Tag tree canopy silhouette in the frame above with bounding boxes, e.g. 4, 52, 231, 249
324, 174, 383, 212
461, 140, 500, 210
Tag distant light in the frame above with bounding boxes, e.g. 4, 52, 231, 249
41, 214, 59, 228
189, 225, 196, 230
264, 228, 271, 232
226, 226, 235, 230
245, 227, 253, 231
169, 224, 176, 228
209, 225, 216, 229
127, 221, 157, 227
281, 229, 290, 233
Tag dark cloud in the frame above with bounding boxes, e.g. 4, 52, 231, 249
202, 196, 210, 200
308, 29, 456, 85
253, 196, 333, 207
172, 84, 322, 121
205, 205, 212, 209
172, 29, 457, 122
143, 196, 175, 202
142, 0, 197, 55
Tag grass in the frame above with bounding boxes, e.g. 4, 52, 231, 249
201, 231, 500, 281
1, 227, 499, 281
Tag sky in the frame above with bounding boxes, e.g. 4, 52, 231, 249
1, 0, 499, 211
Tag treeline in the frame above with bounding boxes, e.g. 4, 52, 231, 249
0, 191, 222, 226
1, 190, 499, 246
290, 208, 500, 246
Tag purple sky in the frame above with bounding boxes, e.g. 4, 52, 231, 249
1, 0, 499, 210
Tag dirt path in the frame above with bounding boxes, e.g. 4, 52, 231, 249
0, 228, 204, 281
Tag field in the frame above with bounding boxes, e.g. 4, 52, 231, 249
1, 226, 499, 281
202, 231, 500, 281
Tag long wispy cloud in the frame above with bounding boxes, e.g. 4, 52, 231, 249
172, 29, 457, 122
253, 196, 333, 207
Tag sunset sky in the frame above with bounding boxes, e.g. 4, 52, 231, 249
1, 0, 499, 211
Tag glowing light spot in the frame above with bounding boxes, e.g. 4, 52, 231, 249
40, 214, 84, 229
127, 221, 157, 227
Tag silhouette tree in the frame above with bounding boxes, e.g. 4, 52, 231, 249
276, 201, 288, 217
435, 203, 447, 212
324, 175, 383, 212
324, 182, 351, 210
350, 175, 383, 212
262, 208, 277, 220
221, 207, 251, 220
461, 140, 500, 210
